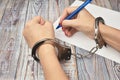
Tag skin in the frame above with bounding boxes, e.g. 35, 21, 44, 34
23, 7, 120, 80
60, 7, 120, 52
23, 16, 68, 80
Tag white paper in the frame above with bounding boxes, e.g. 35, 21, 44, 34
54, 0, 120, 63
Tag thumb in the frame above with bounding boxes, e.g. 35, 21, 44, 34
61, 19, 79, 28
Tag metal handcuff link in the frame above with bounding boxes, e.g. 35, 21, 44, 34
32, 17, 107, 63
76, 17, 107, 58
32, 38, 72, 62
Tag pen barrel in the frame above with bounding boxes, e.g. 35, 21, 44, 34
56, 0, 92, 29
66, 0, 92, 19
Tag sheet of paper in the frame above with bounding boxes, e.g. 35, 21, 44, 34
54, 0, 120, 63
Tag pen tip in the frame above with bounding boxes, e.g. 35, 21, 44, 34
56, 25, 61, 29
56, 27, 59, 29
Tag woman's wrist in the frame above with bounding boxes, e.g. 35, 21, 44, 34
99, 22, 107, 41
37, 44, 56, 58
37, 43, 68, 80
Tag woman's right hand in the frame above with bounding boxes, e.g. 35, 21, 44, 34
60, 7, 95, 39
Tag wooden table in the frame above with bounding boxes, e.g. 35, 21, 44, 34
0, 0, 120, 80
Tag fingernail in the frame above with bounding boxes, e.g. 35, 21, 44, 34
65, 32, 68, 36
64, 31, 69, 36
68, 27, 72, 31
60, 23, 62, 26
62, 27, 65, 31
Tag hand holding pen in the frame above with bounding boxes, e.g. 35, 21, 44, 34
56, 0, 92, 29
58, 0, 96, 39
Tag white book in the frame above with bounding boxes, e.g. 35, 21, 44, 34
54, 0, 120, 63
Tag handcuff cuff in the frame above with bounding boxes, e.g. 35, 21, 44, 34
76, 17, 107, 58
32, 38, 71, 62
32, 17, 107, 63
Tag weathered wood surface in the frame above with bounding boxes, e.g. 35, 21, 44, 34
76, 0, 120, 80
0, 0, 120, 80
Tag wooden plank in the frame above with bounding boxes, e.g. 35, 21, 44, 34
18, 0, 79, 79
23, 0, 49, 79
109, 0, 120, 11
0, 0, 8, 23
76, 0, 120, 80
76, 48, 120, 80
0, 1, 17, 78
57, 0, 70, 15
38, 0, 49, 20
48, 0, 79, 79
92, 0, 112, 9
0, 0, 120, 80
48, 0, 59, 22
0, 0, 29, 79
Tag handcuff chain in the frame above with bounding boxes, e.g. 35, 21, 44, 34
75, 17, 106, 59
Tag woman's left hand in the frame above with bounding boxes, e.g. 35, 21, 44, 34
23, 16, 55, 48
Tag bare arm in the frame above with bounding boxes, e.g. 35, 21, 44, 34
100, 23, 120, 52
38, 44, 68, 80
23, 16, 69, 80
60, 7, 120, 52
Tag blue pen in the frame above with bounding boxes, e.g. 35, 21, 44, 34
56, 0, 92, 29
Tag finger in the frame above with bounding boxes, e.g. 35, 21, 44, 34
64, 28, 77, 37
44, 21, 53, 28
62, 27, 68, 31
62, 19, 79, 29
59, 7, 78, 24
44, 21, 54, 31
32, 16, 45, 25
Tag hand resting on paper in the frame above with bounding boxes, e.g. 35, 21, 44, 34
60, 7, 120, 52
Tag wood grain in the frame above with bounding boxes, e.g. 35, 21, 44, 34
0, 0, 120, 80
76, 0, 120, 80
0, 0, 29, 79
0, 0, 8, 23
109, 0, 120, 11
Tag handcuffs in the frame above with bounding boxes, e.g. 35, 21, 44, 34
76, 17, 107, 58
32, 38, 72, 62
32, 17, 107, 63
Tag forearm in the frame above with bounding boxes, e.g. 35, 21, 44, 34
100, 23, 120, 52
37, 44, 68, 80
